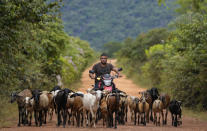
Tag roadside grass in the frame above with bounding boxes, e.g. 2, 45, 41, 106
0, 97, 18, 128
183, 108, 207, 121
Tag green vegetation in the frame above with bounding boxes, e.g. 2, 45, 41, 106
0, 0, 95, 127
116, 1, 207, 111
61, 0, 175, 49
115, 28, 170, 86
159, 0, 207, 14
103, 42, 122, 57
183, 108, 207, 121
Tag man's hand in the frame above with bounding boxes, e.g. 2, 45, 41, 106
118, 73, 122, 77
89, 73, 95, 79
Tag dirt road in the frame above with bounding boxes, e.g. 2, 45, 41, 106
1, 59, 207, 131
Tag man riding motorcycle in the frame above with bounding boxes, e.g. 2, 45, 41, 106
89, 53, 121, 91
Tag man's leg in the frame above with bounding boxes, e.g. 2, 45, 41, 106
92, 82, 99, 91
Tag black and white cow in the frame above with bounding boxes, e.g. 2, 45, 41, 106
169, 100, 182, 127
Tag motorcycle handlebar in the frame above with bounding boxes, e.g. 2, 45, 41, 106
96, 74, 119, 80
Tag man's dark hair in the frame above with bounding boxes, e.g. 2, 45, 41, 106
100, 53, 108, 57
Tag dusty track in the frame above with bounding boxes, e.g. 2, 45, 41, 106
1, 59, 207, 131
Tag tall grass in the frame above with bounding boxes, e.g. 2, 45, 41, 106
183, 108, 207, 121
0, 96, 18, 128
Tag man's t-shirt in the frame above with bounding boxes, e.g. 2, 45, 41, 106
92, 62, 114, 82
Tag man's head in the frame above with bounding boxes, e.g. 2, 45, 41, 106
100, 53, 108, 65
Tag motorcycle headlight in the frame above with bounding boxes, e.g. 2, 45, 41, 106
103, 79, 112, 86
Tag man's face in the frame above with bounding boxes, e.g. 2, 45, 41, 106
100, 56, 107, 65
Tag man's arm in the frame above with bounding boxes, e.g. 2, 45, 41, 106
112, 67, 120, 77
112, 68, 119, 74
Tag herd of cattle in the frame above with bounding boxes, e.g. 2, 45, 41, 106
10, 86, 182, 128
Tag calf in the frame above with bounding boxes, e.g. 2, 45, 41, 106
107, 92, 120, 128
25, 97, 34, 126
118, 93, 128, 125
32, 89, 49, 126
54, 88, 73, 127
128, 96, 137, 122
71, 95, 84, 127
140, 91, 152, 123
152, 99, 164, 126
138, 92, 150, 126
169, 100, 182, 127
10, 89, 32, 126
159, 93, 170, 125
82, 90, 102, 128
147, 87, 159, 121
100, 94, 108, 127
133, 97, 140, 125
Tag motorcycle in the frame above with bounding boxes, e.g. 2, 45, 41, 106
89, 68, 122, 92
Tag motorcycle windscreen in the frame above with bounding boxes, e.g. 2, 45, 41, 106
104, 86, 112, 91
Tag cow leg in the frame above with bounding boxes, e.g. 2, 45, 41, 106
150, 106, 153, 121
165, 108, 168, 125
161, 110, 164, 125
63, 109, 67, 128
44, 109, 47, 124
29, 112, 32, 126
114, 111, 117, 129
21, 109, 24, 125
125, 107, 128, 122
174, 114, 178, 127
138, 113, 140, 125
34, 111, 38, 126
154, 112, 157, 126
171, 113, 174, 126
108, 112, 111, 128
107, 112, 110, 127
131, 110, 134, 122
146, 109, 149, 123
50, 108, 53, 121
103, 115, 105, 126
93, 110, 97, 128
39, 110, 42, 126
23, 109, 27, 125
144, 112, 146, 126
158, 111, 161, 126
77, 112, 80, 127
82, 109, 86, 127
57, 108, 61, 126
134, 112, 136, 125
18, 107, 21, 126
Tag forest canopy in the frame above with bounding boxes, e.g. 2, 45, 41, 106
61, 0, 175, 50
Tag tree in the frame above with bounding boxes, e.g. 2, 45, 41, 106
103, 42, 122, 57
158, 0, 207, 14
